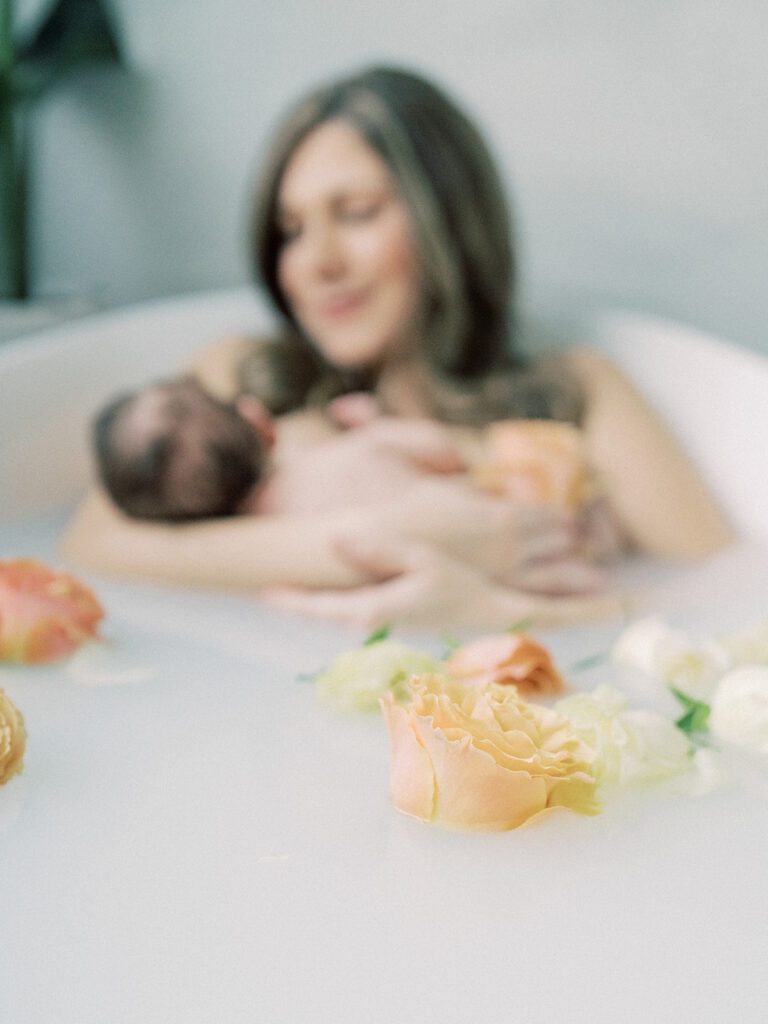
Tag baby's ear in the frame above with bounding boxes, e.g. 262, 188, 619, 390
235, 396, 276, 448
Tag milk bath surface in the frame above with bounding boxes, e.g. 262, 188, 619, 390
3, 296, 768, 1023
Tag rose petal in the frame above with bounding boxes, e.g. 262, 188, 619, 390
381, 697, 436, 821
710, 667, 768, 754
414, 721, 548, 831
0, 560, 104, 664
472, 420, 588, 509
446, 634, 565, 698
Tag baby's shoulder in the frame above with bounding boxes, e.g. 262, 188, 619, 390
273, 409, 338, 462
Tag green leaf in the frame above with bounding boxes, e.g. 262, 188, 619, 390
569, 650, 609, 673
363, 623, 392, 646
670, 687, 711, 737
506, 616, 536, 635
440, 632, 460, 656
295, 671, 318, 683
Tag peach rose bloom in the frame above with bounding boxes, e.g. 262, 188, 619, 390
446, 633, 566, 698
0, 559, 104, 664
0, 689, 27, 785
472, 419, 589, 509
381, 675, 599, 831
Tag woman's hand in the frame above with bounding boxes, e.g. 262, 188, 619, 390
261, 535, 623, 632
378, 477, 614, 592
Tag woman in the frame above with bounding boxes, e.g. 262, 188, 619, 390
62, 66, 732, 629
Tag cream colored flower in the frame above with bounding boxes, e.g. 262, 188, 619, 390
556, 685, 692, 788
445, 632, 565, 698
0, 689, 26, 785
710, 667, 768, 754
315, 640, 439, 712
471, 419, 589, 509
381, 675, 599, 831
611, 617, 730, 701
721, 620, 768, 667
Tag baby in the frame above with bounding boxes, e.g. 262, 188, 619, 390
92, 378, 465, 521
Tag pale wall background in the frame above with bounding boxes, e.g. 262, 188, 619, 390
16, 0, 768, 352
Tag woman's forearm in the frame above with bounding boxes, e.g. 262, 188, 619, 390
59, 483, 512, 593
60, 490, 373, 590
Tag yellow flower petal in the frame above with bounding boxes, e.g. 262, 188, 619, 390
0, 689, 26, 786
381, 697, 436, 821
415, 723, 549, 830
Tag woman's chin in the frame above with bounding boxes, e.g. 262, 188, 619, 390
317, 343, 384, 372
300, 317, 388, 369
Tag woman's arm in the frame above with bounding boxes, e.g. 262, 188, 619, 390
60, 489, 373, 590
567, 348, 734, 558
60, 476, 590, 596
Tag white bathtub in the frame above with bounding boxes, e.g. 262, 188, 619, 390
2, 291, 768, 1024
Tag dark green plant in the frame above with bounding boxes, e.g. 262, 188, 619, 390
0, 0, 124, 299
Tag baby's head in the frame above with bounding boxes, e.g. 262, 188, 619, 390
93, 378, 274, 520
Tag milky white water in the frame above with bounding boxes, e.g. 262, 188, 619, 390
3, 511, 768, 1024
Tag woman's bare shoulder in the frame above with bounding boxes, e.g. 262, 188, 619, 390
558, 347, 733, 557
555, 346, 658, 417
557, 346, 627, 393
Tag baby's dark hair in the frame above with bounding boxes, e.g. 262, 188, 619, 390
93, 378, 267, 521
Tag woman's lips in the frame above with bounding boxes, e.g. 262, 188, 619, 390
317, 289, 370, 319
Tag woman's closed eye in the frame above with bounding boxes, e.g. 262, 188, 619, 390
337, 199, 385, 222
275, 203, 381, 244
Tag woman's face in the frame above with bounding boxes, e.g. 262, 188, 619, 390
275, 120, 420, 371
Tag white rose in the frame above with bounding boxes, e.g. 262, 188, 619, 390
556, 685, 692, 788
611, 617, 677, 676
611, 617, 730, 700
710, 666, 768, 754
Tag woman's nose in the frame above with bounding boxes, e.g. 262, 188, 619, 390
301, 222, 347, 281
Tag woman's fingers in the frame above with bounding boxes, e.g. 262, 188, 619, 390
261, 573, 424, 630
511, 556, 608, 596
515, 513, 580, 564
262, 573, 624, 631
483, 506, 581, 586
331, 534, 424, 581
262, 534, 627, 631
261, 534, 431, 628
578, 498, 627, 563
508, 588, 628, 628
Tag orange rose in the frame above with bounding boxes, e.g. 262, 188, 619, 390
0, 689, 26, 785
381, 675, 598, 831
0, 559, 104, 664
472, 419, 589, 509
446, 632, 566, 698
